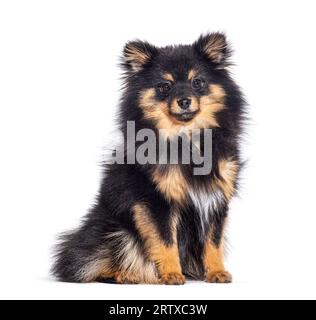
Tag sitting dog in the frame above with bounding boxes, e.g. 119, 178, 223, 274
52, 33, 245, 284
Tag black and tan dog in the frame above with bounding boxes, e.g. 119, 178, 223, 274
52, 33, 245, 284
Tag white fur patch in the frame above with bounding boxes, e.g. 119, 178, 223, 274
77, 231, 158, 283
188, 187, 226, 233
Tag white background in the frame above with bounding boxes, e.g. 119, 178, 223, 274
1, 0, 316, 300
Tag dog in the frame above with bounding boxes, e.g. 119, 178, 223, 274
52, 32, 245, 284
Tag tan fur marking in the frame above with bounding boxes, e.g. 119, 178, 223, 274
203, 34, 227, 64
152, 166, 188, 203
138, 85, 225, 139
203, 230, 232, 283
133, 203, 185, 284
215, 158, 238, 200
170, 99, 179, 114
163, 73, 174, 82
139, 88, 170, 122
139, 89, 182, 139
188, 69, 198, 80
125, 45, 151, 71
198, 84, 226, 128
111, 272, 138, 284
112, 271, 160, 284
203, 239, 225, 273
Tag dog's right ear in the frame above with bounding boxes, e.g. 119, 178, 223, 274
122, 40, 158, 73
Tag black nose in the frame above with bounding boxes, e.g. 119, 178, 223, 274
177, 98, 191, 110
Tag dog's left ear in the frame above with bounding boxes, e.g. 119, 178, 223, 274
194, 32, 231, 68
122, 40, 158, 73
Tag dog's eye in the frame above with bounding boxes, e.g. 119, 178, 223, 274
191, 78, 204, 90
157, 82, 172, 94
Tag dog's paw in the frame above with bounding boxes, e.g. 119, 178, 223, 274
160, 272, 185, 285
205, 270, 232, 283
114, 273, 140, 284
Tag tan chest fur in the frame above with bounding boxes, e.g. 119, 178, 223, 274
152, 166, 188, 203
152, 158, 238, 204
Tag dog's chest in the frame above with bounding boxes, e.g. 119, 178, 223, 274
153, 165, 226, 221
188, 187, 225, 215
187, 186, 226, 229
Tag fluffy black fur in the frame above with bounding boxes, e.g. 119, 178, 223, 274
52, 32, 246, 284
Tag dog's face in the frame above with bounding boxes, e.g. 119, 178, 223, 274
122, 33, 232, 135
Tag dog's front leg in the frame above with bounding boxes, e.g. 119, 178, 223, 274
133, 203, 185, 285
203, 220, 232, 283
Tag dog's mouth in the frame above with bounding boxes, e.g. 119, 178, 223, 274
171, 110, 199, 122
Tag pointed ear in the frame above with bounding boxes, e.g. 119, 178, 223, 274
122, 40, 158, 73
194, 33, 231, 68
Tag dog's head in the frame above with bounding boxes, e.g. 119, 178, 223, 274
121, 33, 237, 136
